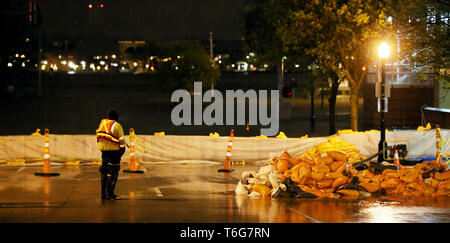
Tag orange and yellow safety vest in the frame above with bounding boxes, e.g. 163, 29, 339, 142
96, 119, 120, 147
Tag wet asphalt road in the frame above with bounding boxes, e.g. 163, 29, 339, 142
0, 162, 449, 223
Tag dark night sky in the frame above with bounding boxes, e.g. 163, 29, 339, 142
42, 0, 244, 42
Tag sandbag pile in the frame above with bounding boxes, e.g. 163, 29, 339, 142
235, 138, 450, 199
361, 161, 450, 197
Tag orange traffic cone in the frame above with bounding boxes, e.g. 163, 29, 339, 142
124, 128, 144, 173
246, 123, 250, 131
35, 129, 60, 177
218, 129, 234, 172
393, 149, 401, 168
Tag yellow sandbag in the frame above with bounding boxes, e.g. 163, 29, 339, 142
310, 171, 325, 181
336, 129, 362, 135
65, 160, 80, 166
359, 181, 380, 193
317, 179, 333, 189
365, 130, 379, 133
312, 164, 330, 174
276, 158, 289, 173
288, 157, 302, 166
332, 177, 348, 189
335, 163, 347, 174
327, 151, 347, 162
252, 184, 271, 197
31, 128, 42, 136
325, 172, 346, 179
7, 159, 26, 165
435, 171, 450, 181
417, 123, 431, 131
381, 178, 400, 190
337, 189, 360, 198
317, 156, 334, 165
330, 161, 345, 172
276, 131, 287, 138
298, 166, 311, 184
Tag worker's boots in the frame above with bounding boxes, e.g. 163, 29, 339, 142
100, 166, 108, 200
106, 175, 118, 199
101, 174, 108, 200
106, 164, 121, 200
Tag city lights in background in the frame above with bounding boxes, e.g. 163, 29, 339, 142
4, 51, 269, 73
88, 2, 104, 9
5, 37, 271, 73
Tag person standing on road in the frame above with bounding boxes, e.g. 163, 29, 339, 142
96, 109, 126, 200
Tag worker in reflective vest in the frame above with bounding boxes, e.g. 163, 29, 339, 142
96, 109, 126, 200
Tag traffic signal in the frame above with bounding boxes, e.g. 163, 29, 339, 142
282, 86, 293, 98
28, 0, 41, 26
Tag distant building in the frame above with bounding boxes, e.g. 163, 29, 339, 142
118, 40, 146, 56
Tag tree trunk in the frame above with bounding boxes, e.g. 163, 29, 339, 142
349, 86, 359, 131
310, 79, 315, 131
328, 76, 340, 135
277, 57, 283, 91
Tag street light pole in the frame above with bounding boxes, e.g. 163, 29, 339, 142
377, 58, 386, 162
377, 42, 390, 163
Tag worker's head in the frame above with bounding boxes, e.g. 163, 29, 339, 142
107, 109, 119, 121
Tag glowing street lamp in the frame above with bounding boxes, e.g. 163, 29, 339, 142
377, 42, 390, 163
378, 42, 390, 59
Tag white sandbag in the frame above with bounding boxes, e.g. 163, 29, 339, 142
258, 164, 276, 176
235, 181, 249, 196
269, 171, 282, 189
248, 191, 261, 198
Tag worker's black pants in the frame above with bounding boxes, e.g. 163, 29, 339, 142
100, 148, 125, 200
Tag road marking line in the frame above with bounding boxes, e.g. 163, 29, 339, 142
16, 167, 25, 172
154, 187, 163, 197
289, 207, 322, 223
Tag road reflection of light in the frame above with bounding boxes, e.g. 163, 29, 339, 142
129, 191, 136, 222
360, 204, 448, 223
43, 177, 50, 195
361, 206, 401, 223
235, 195, 290, 222
223, 173, 233, 222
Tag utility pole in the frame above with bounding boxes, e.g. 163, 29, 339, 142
38, 27, 42, 97
277, 56, 285, 92
281, 57, 285, 89
209, 32, 214, 96
29, 0, 42, 97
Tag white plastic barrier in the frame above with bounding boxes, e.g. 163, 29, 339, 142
0, 130, 448, 164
